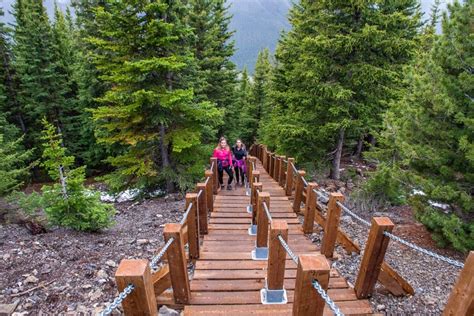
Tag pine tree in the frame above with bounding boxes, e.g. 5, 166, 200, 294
374, 1, 473, 251
189, 0, 237, 141
12, 0, 65, 154
34, 119, 115, 231
227, 67, 253, 143
260, 0, 421, 179
251, 48, 272, 140
89, 0, 221, 192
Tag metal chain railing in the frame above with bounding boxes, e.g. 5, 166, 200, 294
179, 202, 193, 225
336, 201, 371, 227
311, 280, 345, 316
277, 234, 299, 264
314, 189, 329, 203
291, 162, 298, 174
383, 231, 464, 268
262, 201, 273, 223
99, 284, 135, 316
150, 237, 175, 271
197, 189, 203, 199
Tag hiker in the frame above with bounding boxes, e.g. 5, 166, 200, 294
232, 139, 247, 186
213, 137, 234, 190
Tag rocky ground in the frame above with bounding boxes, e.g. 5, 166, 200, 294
0, 195, 185, 315
306, 158, 467, 315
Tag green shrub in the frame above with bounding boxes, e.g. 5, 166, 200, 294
411, 196, 474, 252
361, 163, 407, 206
14, 119, 115, 232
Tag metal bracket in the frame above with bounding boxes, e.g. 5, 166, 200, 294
251, 246, 268, 260
248, 224, 257, 236
247, 205, 253, 214
261, 279, 288, 304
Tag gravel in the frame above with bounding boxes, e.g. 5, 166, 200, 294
321, 204, 466, 315
0, 196, 185, 314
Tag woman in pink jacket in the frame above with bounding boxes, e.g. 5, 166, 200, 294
213, 137, 234, 190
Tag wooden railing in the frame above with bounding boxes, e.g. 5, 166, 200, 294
250, 143, 474, 316
103, 159, 219, 315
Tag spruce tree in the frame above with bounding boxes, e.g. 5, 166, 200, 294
189, 0, 237, 141
228, 67, 253, 143
90, 0, 221, 192
374, 1, 473, 251
250, 48, 272, 140
260, 0, 420, 179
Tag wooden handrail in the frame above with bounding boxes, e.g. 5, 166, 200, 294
293, 254, 330, 316
443, 251, 474, 316
320, 192, 344, 258
164, 223, 191, 304
354, 217, 394, 298
267, 220, 288, 291
256, 191, 271, 249
185, 193, 200, 260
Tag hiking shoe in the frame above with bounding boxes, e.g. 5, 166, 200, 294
227, 184, 232, 190
221, 184, 225, 190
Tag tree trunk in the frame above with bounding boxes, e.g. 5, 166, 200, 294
159, 123, 173, 192
330, 128, 345, 180
355, 133, 364, 158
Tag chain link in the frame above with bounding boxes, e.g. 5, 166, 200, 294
291, 162, 298, 173
150, 237, 175, 271
179, 202, 193, 225
197, 189, 203, 199
277, 235, 299, 264
311, 280, 345, 316
301, 176, 308, 187
99, 284, 134, 316
336, 201, 371, 227
383, 231, 464, 268
262, 201, 273, 223
313, 189, 329, 203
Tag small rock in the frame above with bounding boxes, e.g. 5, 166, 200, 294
377, 304, 386, 311
81, 284, 92, 289
2, 254, 10, 261
159, 305, 179, 316
105, 260, 116, 267
137, 239, 149, 246
156, 214, 163, 218
88, 289, 102, 301
24, 275, 39, 284
97, 269, 108, 279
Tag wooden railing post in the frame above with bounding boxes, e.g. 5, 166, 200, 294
186, 193, 200, 259
274, 155, 281, 182
115, 259, 157, 315
278, 156, 286, 187
443, 251, 474, 316
354, 217, 394, 298
293, 254, 330, 316
246, 157, 252, 182
253, 191, 270, 260
286, 158, 295, 196
262, 148, 267, 170
249, 182, 263, 235
266, 151, 271, 172
210, 157, 218, 194
196, 183, 208, 235
267, 220, 288, 290
163, 223, 191, 304
303, 182, 318, 234
320, 192, 345, 258
293, 170, 306, 213
260, 220, 288, 303
204, 170, 214, 212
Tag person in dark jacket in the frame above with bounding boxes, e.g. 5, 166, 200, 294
232, 139, 247, 186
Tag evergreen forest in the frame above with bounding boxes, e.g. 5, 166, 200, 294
0, 0, 472, 252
